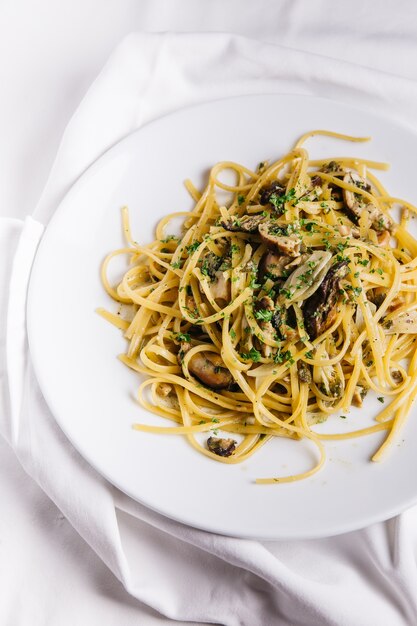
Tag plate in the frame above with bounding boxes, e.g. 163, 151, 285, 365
27, 94, 417, 539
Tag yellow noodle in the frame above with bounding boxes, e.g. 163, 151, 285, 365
99, 131, 417, 483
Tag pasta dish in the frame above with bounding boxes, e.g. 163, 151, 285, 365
98, 130, 417, 483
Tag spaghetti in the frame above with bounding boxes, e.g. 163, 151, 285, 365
98, 130, 417, 483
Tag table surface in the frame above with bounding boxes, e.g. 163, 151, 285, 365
2, 1, 417, 624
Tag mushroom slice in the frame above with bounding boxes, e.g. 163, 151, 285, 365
211, 270, 230, 306
258, 221, 302, 257
320, 374, 344, 398
285, 254, 310, 269
391, 370, 403, 384
220, 214, 265, 233
270, 302, 299, 342
207, 436, 237, 457
259, 181, 286, 206
343, 172, 393, 232
258, 252, 308, 283
352, 385, 368, 407
303, 260, 349, 339
200, 251, 223, 279
320, 161, 346, 176
297, 361, 312, 384
310, 175, 323, 188
188, 352, 233, 390
258, 251, 292, 281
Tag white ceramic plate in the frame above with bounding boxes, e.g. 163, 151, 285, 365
27, 94, 417, 539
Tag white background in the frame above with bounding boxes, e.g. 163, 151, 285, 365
2, 1, 417, 624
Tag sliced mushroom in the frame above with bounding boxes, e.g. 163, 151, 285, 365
271, 304, 299, 342
368, 288, 385, 310
352, 385, 368, 407
187, 352, 233, 390
391, 370, 403, 383
259, 251, 292, 281
319, 376, 343, 398
200, 251, 223, 279
337, 223, 360, 238
310, 175, 323, 188
303, 261, 349, 339
258, 252, 308, 283
258, 221, 302, 257
286, 254, 310, 269
320, 161, 346, 176
297, 361, 312, 384
220, 214, 265, 233
317, 162, 347, 202
259, 181, 285, 206
207, 436, 237, 457
211, 271, 230, 306
343, 172, 393, 232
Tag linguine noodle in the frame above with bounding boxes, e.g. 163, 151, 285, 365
98, 130, 417, 483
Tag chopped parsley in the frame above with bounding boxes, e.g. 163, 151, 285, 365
249, 274, 261, 290
336, 240, 350, 253
279, 287, 293, 299
344, 285, 362, 297
240, 348, 261, 362
254, 309, 273, 322
172, 332, 190, 343
186, 242, 200, 254
273, 348, 294, 365
269, 188, 297, 213
237, 194, 245, 206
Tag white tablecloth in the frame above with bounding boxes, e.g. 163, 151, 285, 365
2, 2, 417, 625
